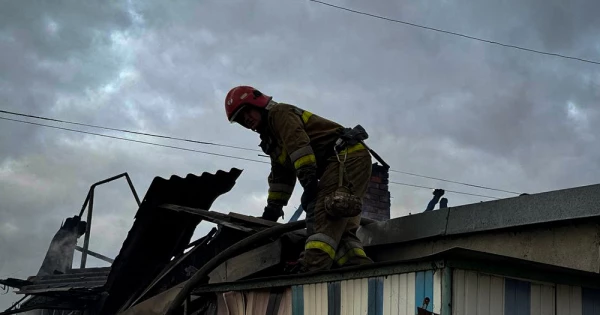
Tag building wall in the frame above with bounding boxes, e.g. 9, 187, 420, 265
213, 270, 442, 315
452, 269, 600, 315
372, 222, 600, 273
292, 271, 442, 315
362, 163, 391, 221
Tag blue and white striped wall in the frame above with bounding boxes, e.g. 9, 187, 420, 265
291, 270, 443, 315
453, 270, 600, 315
217, 269, 600, 314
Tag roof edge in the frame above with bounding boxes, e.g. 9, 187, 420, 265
359, 183, 600, 246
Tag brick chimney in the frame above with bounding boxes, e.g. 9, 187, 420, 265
362, 163, 391, 221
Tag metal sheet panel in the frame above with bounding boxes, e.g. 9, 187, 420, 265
383, 272, 416, 315
303, 283, 328, 315
530, 283, 555, 315
382, 274, 392, 315
453, 269, 466, 315
303, 284, 311, 315
570, 286, 582, 315
245, 290, 270, 314
433, 270, 442, 314
321, 282, 328, 314
490, 275, 505, 315
477, 273, 492, 315
407, 272, 416, 314
314, 283, 321, 314
328, 281, 341, 315
505, 278, 531, 315
453, 270, 591, 315
304, 284, 314, 315
340, 278, 369, 315
368, 277, 384, 315
557, 285, 582, 315
223, 291, 245, 315
102, 168, 242, 314
582, 287, 600, 315
292, 285, 304, 315
317, 282, 328, 314
341, 279, 349, 315
415, 270, 435, 314
354, 278, 369, 315
453, 270, 505, 315
465, 270, 478, 315
277, 288, 293, 315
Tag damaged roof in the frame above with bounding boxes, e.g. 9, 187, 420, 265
5, 165, 600, 315
0, 268, 110, 315
100, 168, 243, 315
190, 247, 600, 294
17, 267, 111, 296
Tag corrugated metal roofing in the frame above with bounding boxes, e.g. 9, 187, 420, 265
100, 168, 242, 315
16, 267, 110, 295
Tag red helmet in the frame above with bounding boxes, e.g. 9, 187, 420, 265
224, 86, 272, 123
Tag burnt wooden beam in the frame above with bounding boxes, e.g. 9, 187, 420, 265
159, 204, 255, 233
227, 212, 279, 227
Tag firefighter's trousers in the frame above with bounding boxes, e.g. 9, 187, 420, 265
300, 148, 374, 271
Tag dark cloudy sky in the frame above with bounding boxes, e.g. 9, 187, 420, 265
1, 0, 599, 309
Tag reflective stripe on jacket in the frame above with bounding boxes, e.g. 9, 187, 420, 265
265, 103, 369, 206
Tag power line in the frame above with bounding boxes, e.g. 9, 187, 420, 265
2, 115, 505, 199
390, 169, 520, 195
1, 108, 520, 195
309, 0, 600, 66
0, 116, 270, 165
389, 181, 500, 199
0, 109, 262, 153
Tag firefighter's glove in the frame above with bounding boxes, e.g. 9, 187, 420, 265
261, 203, 284, 222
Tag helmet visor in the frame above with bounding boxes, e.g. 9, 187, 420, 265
229, 104, 247, 123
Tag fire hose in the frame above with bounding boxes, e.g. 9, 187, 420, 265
165, 217, 376, 315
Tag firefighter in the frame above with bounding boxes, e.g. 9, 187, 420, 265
224, 85, 374, 272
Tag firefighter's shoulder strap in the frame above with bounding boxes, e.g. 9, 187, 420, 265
335, 125, 390, 169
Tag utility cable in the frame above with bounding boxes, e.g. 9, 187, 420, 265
0, 108, 521, 195
390, 169, 520, 195
389, 181, 500, 199
309, 0, 600, 66
0, 109, 262, 153
0, 116, 270, 165
1, 115, 511, 199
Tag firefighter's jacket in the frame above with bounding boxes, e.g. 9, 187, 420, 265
262, 102, 369, 207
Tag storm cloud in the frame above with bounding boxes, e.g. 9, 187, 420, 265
1, 0, 598, 308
